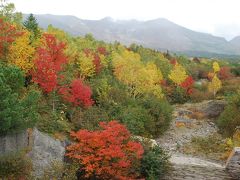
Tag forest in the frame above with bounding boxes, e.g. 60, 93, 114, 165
0, 2, 240, 180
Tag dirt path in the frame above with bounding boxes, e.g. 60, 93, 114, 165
157, 102, 218, 154
157, 102, 232, 179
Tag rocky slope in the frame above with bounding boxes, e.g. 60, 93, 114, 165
157, 100, 234, 179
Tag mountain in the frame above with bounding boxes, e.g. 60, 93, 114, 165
26, 14, 240, 57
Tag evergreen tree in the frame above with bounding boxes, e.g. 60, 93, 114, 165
23, 14, 41, 42
0, 63, 39, 134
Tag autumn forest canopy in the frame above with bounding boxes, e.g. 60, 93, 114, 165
1, 1, 240, 179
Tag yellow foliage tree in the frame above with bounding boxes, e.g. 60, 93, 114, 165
112, 50, 164, 98
208, 74, 222, 97
7, 31, 35, 74
213, 61, 220, 73
168, 63, 188, 85
47, 25, 71, 43
76, 51, 95, 79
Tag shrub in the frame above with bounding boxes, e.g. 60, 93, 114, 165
141, 145, 170, 180
220, 77, 240, 96
221, 130, 240, 160
217, 91, 240, 137
118, 105, 154, 137
190, 89, 212, 102
217, 104, 240, 137
37, 109, 71, 135
138, 96, 173, 137
0, 63, 39, 135
168, 86, 190, 104
0, 151, 32, 179
66, 121, 144, 180
42, 161, 78, 180
70, 106, 109, 131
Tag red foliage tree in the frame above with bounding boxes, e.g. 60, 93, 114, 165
170, 59, 177, 65
93, 53, 102, 74
97, 46, 107, 55
180, 76, 194, 94
58, 79, 94, 107
219, 66, 233, 80
32, 34, 68, 93
83, 48, 103, 74
0, 18, 22, 58
66, 121, 144, 180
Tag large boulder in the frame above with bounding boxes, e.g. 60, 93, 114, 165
0, 130, 29, 154
200, 100, 227, 118
28, 128, 66, 177
0, 128, 66, 178
226, 147, 240, 179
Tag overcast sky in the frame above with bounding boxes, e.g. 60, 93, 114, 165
10, 0, 240, 40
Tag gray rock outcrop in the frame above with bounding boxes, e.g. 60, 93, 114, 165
0, 130, 29, 154
28, 128, 66, 177
201, 100, 227, 118
226, 147, 240, 179
0, 128, 66, 178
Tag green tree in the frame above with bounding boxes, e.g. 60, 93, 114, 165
0, 63, 39, 134
23, 13, 41, 43
0, 0, 22, 24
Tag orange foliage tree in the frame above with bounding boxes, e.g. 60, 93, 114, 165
58, 79, 94, 108
66, 121, 144, 180
0, 18, 22, 59
219, 66, 233, 80
180, 76, 194, 94
31, 33, 68, 93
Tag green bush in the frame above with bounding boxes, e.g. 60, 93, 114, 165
37, 111, 71, 135
0, 151, 32, 179
217, 91, 240, 137
168, 86, 190, 104
0, 63, 40, 135
118, 105, 154, 136
71, 106, 109, 131
138, 96, 173, 137
217, 105, 240, 137
141, 145, 170, 180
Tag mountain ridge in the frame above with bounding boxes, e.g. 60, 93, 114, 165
25, 14, 240, 57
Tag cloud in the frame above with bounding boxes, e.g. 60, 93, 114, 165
213, 24, 240, 40
10, 0, 240, 39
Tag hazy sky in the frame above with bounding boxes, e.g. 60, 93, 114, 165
10, 0, 240, 40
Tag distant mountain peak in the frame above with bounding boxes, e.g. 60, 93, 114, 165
32, 14, 240, 56
101, 17, 114, 21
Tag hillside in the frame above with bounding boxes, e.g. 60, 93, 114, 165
28, 14, 240, 56
1, 3, 240, 179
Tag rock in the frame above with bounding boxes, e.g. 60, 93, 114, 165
0, 130, 29, 154
164, 164, 232, 180
164, 154, 231, 180
0, 128, 66, 178
28, 128, 66, 177
178, 109, 193, 116
226, 147, 240, 179
201, 100, 227, 118
133, 136, 158, 147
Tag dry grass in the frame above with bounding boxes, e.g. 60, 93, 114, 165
190, 89, 212, 103
182, 133, 227, 162
188, 111, 205, 120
